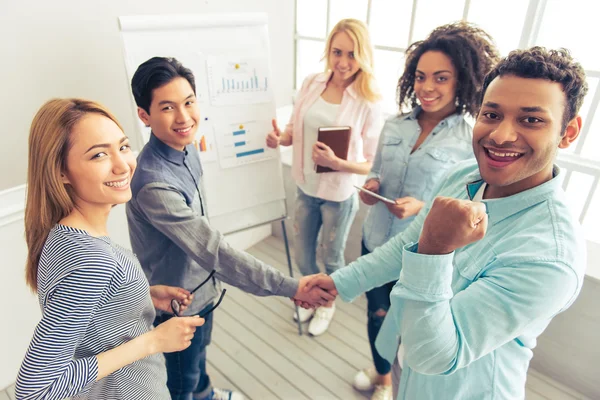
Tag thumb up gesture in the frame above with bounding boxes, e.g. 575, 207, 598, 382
266, 118, 282, 149
418, 196, 488, 255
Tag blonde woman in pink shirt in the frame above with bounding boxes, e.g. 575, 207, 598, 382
266, 19, 382, 336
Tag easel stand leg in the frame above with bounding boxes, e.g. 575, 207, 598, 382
281, 219, 302, 336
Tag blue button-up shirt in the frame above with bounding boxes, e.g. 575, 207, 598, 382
332, 159, 586, 399
363, 107, 473, 252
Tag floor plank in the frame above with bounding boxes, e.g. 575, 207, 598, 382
526, 372, 579, 400
525, 387, 549, 400
220, 285, 368, 399
209, 343, 278, 400
272, 296, 371, 360
212, 323, 309, 400
219, 290, 366, 400
242, 288, 372, 369
215, 306, 336, 399
527, 369, 591, 400
206, 360, 243, 395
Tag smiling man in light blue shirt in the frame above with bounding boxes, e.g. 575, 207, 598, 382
307, 47, 589, 399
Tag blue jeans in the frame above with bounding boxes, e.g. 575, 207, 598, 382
362, 240, 397, 375
293, 188, 359, 276
153, 303, 214, 400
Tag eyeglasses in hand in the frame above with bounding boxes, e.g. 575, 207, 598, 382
170, 270, 226, 318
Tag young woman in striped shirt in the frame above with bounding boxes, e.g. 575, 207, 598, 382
16, 98, 205, 399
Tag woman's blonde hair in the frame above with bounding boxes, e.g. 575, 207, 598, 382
25, 98, 123, 291
323, 19, 380, 103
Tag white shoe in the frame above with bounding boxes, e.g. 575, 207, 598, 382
293, 307, 315, 323
371, 385, 393, 400
208, 387, 245, 400
353, 366, 379, 391
307, 303, 335, 336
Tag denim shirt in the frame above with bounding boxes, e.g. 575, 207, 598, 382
363, 107, 473, 251
126, 134, 298, 316
332, 159, 586, 400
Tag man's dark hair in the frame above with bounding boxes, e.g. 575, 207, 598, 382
131, 57, 196, 114
481, 47, 589, 132
397, 21, 500, 117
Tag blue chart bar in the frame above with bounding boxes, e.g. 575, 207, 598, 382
234, 141, 246, 147
219, 68, 266, 93
236, 148, 265, 158
233, 130, 246, 136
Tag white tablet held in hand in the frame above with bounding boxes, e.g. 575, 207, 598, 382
354, 185, 396, 205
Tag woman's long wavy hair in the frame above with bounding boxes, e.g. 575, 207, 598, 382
323, 18, 381, 103
25, 98, 123, 292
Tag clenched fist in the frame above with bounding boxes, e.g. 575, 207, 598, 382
418, 196, 488, 255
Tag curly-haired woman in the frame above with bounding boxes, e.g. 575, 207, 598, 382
353, 22, 500, 400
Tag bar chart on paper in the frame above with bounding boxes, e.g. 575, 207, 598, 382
215, 121, 274, 169
195, 123, 217, 163
207, 56, 272, 106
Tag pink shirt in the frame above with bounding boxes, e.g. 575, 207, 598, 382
285, 72, 382, 202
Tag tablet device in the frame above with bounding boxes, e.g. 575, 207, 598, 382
354, 185, 396, 205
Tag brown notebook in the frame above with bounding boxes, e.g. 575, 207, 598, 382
315, 126, 351, 173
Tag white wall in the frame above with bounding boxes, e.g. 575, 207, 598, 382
0, 187, 39, 391
0, 0, 295, 191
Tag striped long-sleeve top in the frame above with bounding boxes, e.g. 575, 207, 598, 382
16, 224, 170, 400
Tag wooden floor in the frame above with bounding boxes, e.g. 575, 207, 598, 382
0, 235, 590, 400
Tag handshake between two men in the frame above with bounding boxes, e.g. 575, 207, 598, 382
288, 195, 490, 309
292, 274, 338, 309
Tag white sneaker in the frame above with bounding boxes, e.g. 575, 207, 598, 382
307, 303, 335, 336
293, 307, 315, 323
371, 385, 393, 400
207, 388, 245, 400
353, 366, 379, 391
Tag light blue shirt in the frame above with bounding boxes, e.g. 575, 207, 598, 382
363, 107, 473, 251
332, 160, 586, 400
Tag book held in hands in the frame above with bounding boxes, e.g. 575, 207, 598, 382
315, 126, 351, 173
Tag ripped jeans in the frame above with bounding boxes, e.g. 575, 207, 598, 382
293, 188, 358, 276
363, 240, 398, 375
